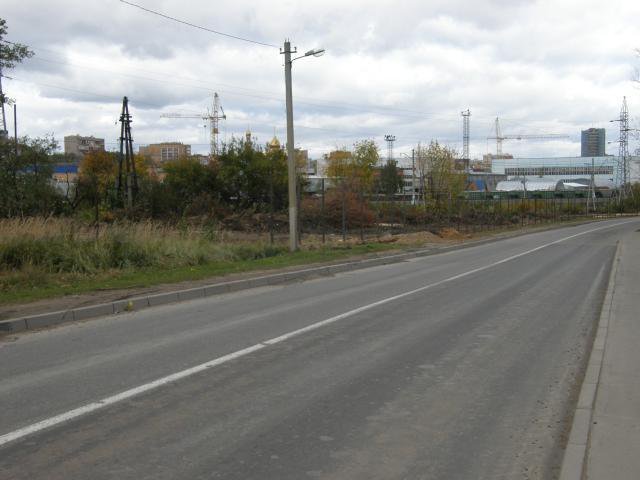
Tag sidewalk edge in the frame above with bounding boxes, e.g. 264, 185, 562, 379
558, 239, 621, 480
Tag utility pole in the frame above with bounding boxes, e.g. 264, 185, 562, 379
0, 67, 7, 140
280, 41, 324, 251
282, 39, 298, 252
411, 148, 416, 205
13, 103, 18, 157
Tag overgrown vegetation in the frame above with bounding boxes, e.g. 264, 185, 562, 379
0, 218, 398, 304
0, 218, 286, 275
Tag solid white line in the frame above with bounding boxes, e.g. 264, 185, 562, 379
0, 219, 636, 448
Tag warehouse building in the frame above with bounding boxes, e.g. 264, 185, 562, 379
490, 156, 640, 189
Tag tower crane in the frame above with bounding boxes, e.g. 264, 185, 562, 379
160, 92, 226, 158
488, 117, 569, 156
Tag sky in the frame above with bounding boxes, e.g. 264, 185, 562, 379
1, 0, 639, 164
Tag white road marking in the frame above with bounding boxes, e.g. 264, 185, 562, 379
0, 219, 636, 448
0, 344, 266, 447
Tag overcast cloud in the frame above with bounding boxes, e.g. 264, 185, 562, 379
2, 0, 639, 162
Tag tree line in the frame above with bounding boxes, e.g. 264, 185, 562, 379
0, 134, 471, 222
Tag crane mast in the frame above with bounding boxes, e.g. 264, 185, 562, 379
160, 92, 226, 159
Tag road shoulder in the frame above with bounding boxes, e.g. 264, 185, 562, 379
560, 227, 640, 479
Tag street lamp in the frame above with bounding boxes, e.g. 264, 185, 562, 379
281, 40, 324, 252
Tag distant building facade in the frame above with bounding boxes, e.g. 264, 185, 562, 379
307, 159, 318, 176
581, 128, 605, 157
492, 156, 619, 188
51, 164, 79, 196
138, 142, 192, 164
64, 135, 105, 159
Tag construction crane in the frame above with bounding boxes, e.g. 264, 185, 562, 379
488, 117, 569, 155
160, 92, 226, 158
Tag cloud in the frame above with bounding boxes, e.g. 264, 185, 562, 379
1, 0, 639, 159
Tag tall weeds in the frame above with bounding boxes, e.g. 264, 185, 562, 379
0, 218, 286, 275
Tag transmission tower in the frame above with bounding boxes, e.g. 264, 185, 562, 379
117, 96, 138, 209
384, 134, 396, 162
461, 109, 471, 160
611, 96, 630, 199
160, 92, 226, 158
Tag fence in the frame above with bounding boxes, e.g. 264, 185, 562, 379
274, 193, 632, 246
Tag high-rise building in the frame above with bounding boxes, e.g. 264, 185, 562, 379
581, 128, 605, 157
138, 142, 191, 164
64, 135, 105, 159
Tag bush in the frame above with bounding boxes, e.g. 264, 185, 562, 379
300, 190, 375, 229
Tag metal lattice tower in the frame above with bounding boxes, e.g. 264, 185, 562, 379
117, 96, 138, 208
613, 96, 630, 197
210, 93, 224, 157
494, 117, 503, 155
384, 134, 396, 162
461, 109, 470, 160
160, 92, 226, 159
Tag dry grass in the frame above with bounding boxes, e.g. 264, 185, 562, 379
0, 217, 287, 275
0, 217, 212, 242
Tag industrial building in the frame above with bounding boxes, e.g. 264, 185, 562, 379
581, 128, 606, 157
491, 156, 640, 191
492, 156, 617, 189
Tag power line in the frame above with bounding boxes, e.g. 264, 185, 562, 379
25, 54, 443, 119
5, 76, 168, 109
119, 0, 279, 49
8, 39, 466, 120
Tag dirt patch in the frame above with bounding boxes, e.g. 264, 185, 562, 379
392, 231, 448, 246
438, 227, 470, 240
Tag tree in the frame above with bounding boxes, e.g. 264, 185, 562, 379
217, 138, 288, 210
324, 149, 352, 180
324, 139, 380, 192
414, 143, 429, 206
0, 18, 34, 134
0, 19, 32, 69
0, 135, 61, 217
162, 157, 217, 211
352, 139, 379, 191
422, 141, 466, 208
378, 160, 404, 198
77, 150, 118, 223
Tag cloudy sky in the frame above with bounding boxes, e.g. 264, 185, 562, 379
2, 0, 639, 164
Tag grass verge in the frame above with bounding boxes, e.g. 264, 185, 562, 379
0, 242, 398, 305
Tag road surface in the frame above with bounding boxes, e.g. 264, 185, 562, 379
1, 218, 638, 479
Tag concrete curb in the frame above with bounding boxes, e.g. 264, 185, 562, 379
0, 219, 607, 336
558, 239, 621, 480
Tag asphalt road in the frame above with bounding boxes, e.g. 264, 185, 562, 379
1, 218, 638, 479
